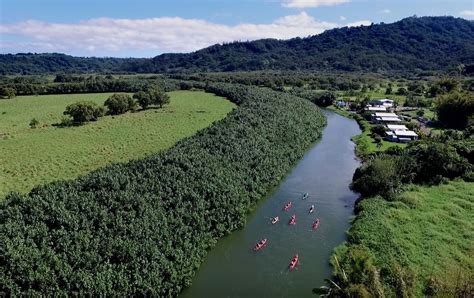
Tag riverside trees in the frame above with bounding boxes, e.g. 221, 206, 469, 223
1, 83, 326, 296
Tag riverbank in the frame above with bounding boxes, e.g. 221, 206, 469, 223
325, 103, 474, 296
1, 84, 327, 296
333, 180, 473, 296
181, 111, 361, 297
325, 106, 405, 159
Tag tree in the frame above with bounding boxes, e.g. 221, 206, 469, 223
312, 92, 336, 107
63, 101, 105, 124
436, 92, 474, 129
0, 86, 16, 99
396, 87, 408, 96
133, 87, 170, 109
104, 94, 136, 115
133, 90, 152, 109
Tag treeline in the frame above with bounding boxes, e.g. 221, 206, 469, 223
0, 75, 157, 96
0, 83, 326, 295
169, 72, 378, 91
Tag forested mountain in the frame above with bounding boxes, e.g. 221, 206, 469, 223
1, 16, 473, 74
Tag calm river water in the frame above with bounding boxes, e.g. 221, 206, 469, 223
181, 111, 361, 298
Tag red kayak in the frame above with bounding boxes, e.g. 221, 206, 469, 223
254, 238, 268, 251
312, 218, 320, 230
283, 201, 292, 211
289, 254, 299, 271
288, 214, 296, 225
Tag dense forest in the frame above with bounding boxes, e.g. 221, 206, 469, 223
1, 17, 473, 75
0, 83, 326, 295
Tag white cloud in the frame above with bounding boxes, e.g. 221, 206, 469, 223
0, 13, 370, 56
339, 16, 347, 21
460, 10, 474, 19
379, 9, 391, 14
282, 0, 350, 8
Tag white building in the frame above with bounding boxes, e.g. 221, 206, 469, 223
385, 124, 418, 142
366, 106, 387, 112
372, 112, 401, 123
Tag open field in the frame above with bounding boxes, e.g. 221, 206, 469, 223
343, 180, 474, 295
0, 91, 235, 198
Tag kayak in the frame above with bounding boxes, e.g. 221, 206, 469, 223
289, 254, 299, 271
312, 218, 320, 230
283, 201, 292, 211
288, 214, 296, 225
271, 216, 279, 224
302, 193, 309, 200
309, 205, 315, 214
254, 238, 268, 251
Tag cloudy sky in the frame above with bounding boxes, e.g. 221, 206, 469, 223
1, 0, 473, 57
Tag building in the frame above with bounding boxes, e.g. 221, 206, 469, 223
372, 112, 401, 123
387, 124, 408, 131
369, 99, 395, 108
385, 124, 418, 142
366, 106, 387, 113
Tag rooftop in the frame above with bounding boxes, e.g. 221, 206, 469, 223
387, 124, 408, 131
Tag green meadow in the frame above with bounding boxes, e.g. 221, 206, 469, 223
0, 91, 235, 198
344, 180, 473, 295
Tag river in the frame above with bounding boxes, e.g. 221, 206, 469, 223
181, 111, 361, 298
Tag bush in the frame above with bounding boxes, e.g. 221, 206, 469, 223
370, 125, 387, 137
29, 118, 39, 128
104, 93, 136, 115
63, 101, 105, 124
0, 86, 16, 98
352, 156, 404, 198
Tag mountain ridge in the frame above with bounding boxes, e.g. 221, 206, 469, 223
1, 16, 473, 74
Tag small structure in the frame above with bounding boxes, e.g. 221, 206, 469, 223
366, 106, 387, 113
372, 112, 401, 123
370, 99, 395, 108
385, 125, 418, 142
387, 124, 408, 131
335, 100, 347, 108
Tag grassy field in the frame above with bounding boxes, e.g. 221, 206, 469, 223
0, 91, 235, 198
345, 180, 473, 295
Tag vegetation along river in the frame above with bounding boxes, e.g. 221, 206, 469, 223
181, 111, 361, 297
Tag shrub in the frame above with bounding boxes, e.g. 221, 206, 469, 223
104, 93, 136, 115
352, 156, 404, 198
29, 118, 39, 128
370, 125, 387, 137
0, 86, 16, 99
63, 101, 105, 124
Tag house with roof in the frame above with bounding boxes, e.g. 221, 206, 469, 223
372, 112, 402, 123
385, 124, 418, 142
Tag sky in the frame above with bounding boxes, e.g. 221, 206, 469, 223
0, 0, 473, 57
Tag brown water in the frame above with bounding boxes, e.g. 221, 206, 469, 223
180, 111, 361, 298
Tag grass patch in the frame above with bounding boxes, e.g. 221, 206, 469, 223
344, 180, 474, 295
0, 91, 235, 197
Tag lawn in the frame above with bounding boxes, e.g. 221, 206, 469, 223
346, 180, 474, 295
0, 91, 235, 198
